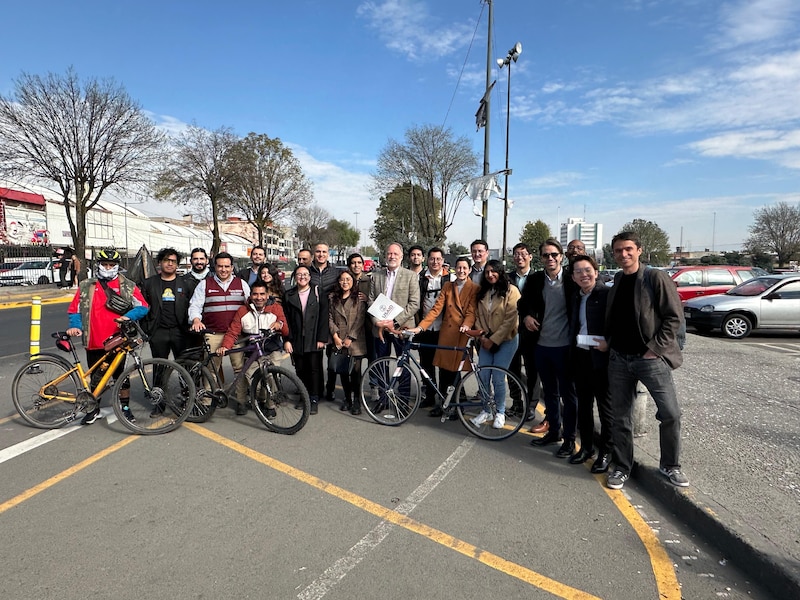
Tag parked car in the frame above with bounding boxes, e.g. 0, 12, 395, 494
0, 259, 60, 286
667, 265, 768, 303
683, 274, 800, 339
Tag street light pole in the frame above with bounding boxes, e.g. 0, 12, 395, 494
481, 0, 493, 241
497, 42, 522, 269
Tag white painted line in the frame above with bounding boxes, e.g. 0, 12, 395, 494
297, 437, 476, 600
0, 407, 117, 464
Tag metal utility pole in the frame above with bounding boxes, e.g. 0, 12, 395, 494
480, 0, 493, 241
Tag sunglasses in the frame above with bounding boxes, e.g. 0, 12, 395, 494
541, 252, 560, 259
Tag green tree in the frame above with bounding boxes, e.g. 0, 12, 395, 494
519, 220, 552, 270
154, 124, 238, 256
601, 243, 614, 268
745, 201, 800, 267
373, 124, 478, 243
0, 68, 164, 272
227, 132, 313, 246
327, 218, 359, 264
371, 183, 440, 254
619, 219, 671, 266
447, 242, 469, 256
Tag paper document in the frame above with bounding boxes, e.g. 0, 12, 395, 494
577, 334, 601, 347
367, 293, 403, 321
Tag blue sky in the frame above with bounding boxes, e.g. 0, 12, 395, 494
3, 0, 800, 253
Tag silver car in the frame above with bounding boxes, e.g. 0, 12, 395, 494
683, 274, 800, 339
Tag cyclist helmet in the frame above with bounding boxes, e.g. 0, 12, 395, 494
97, 248, 121, 263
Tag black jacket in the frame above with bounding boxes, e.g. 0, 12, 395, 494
140, 274, 191, 335
516, 269, 579, 345
283, 285, 329, 354
569, 283, 610, 370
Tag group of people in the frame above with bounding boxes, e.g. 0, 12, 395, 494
372, 234, 688, 491
65, 232, 688, 491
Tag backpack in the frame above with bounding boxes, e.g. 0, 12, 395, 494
643, 267, 686, 350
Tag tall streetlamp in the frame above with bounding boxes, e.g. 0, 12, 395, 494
497, 42, 522, 268
480, 0, 494, 241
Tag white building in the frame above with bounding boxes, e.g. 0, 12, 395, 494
559, 217, 603, 256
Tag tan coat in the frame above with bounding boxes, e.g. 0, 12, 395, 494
328, 294, 368, 357
418, 279, 478, 372
475, 284, 521, 346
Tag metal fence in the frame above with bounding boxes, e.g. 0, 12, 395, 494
0, 244, 148, 288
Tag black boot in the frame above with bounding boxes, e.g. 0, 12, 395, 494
350, 396, 362, 415
340, 398, 351, 412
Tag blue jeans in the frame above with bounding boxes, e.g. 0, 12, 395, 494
477, 335, 518, 414
607, 350, 682, 475
534, 344, 578, 440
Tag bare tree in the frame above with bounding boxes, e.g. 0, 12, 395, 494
0, 68, 164, 275
227, 133, 313, 246
153, 125, 239, 256
293, 204, 332, 249
745, 201, 800, 267
373, 125, 478, 244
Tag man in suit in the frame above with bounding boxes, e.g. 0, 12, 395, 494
368, 242, 420, 359
507, 242, 538, 422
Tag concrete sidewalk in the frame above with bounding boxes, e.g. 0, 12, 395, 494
1, 284, 797, 597
629, 333, 799, 598
0, 284, 74, 308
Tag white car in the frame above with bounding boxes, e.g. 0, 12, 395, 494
683, 274, 800, 339
0, 259, 61, 286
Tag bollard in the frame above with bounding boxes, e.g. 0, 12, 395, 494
30, 296, 42, 358
633, 382, 648, 437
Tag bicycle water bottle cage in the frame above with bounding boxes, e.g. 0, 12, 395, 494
53, 332, 73, 353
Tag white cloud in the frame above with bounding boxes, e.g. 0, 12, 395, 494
524, 171, 586, 189
716, 0, 800, 48
290, 145, 378, 237
147, 113, 190, 137
357, 0, 475, 61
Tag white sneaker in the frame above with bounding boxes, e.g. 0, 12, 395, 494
492, 413, 506, 429
471, 411, 491, 427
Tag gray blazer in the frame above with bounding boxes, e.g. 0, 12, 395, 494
368, 267, 421, 331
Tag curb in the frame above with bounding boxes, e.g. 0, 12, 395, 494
632, 454, 800, 598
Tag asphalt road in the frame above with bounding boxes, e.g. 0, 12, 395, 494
0, 294, 797, 598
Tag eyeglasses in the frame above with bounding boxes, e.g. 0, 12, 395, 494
295, 273, 310, 278
573, 267, 595, 275
162, 258, 178, 264
513, 252, 529, 258
541, 252, 560, 259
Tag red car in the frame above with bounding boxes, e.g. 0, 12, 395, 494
667, 265, 768, 303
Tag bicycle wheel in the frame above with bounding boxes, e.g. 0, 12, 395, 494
360, 356, 420, 426
12, 355, 85, 428
455, 366, 527, 441
250, 363, 310, 434
111, 358, 195, 434
178, 359, 218, 423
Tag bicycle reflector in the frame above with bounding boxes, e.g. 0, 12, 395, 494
54, 333, 73, 352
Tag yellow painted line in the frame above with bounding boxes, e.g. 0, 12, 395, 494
0, 414, 18, 425
0, 296, 73, 310
596, 473, 681, 599
186, 423, 600, 599
0, 436, 138, 515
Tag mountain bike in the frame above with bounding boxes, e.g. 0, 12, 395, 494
176, 329, 310, 435
12, 321, 195, 435
361, 330, 528, 440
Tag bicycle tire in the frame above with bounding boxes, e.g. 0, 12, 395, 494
111, 358, 195, 434
178, 359, 218, 423
250, 363, 310, 435
12, 355, 85, 428
455, 366, 527, 441
360, 356, 420, 426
